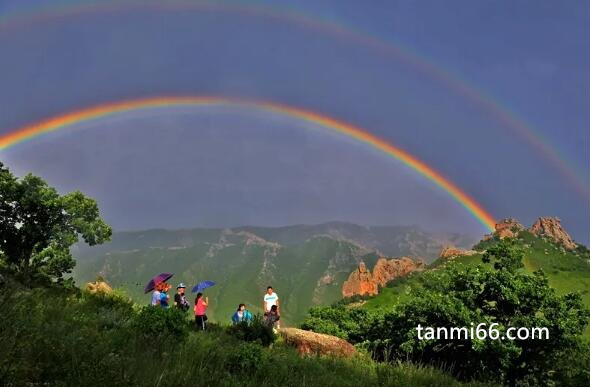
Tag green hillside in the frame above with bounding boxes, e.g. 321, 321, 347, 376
360, 231, 590, 338
0, 281, 496, 387
366, 231, 590, 310
73, 223, 473, 324
74, 231, 378, 324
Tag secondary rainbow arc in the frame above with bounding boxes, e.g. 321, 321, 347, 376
0, 96, 496, 231
1, 0, 588, 201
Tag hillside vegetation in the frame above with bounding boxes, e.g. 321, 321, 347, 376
0, 163, 495, 387
364, 230, 590, 313
73, 224, 474, 324
302, 234, 590, 386
0, 280, 497, 387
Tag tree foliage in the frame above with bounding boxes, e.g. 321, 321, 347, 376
366, 239, 590, 386
301, 305, 378, 342
0, 162, 112, 283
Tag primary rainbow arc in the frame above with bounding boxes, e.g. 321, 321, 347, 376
1, 0, 588, 201
0, 96, 496, 231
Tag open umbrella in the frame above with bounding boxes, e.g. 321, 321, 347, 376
144, 272, 174, 293
192, 280, 216, 293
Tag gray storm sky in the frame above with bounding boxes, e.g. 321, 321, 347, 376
0, 0, 589, 241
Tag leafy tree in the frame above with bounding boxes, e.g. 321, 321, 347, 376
366, 239, 590, 386
0, 162, 111, 283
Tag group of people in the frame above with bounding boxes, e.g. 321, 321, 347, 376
151, 283, 281, 330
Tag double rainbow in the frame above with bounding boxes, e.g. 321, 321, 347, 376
1, 0, 588, 201
0, 96, 496, 231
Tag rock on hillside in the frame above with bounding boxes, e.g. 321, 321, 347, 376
85, 279, 113, 294
494, 218, 524, 239
372, 257, 424, 287
280, 328, 357, 358
342, 257, 423, 297
341, 261, 378, 297
530, 217, 577, 250
439, 246, 477, 259
482, 216, 578, 251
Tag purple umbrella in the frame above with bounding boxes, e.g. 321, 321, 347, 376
144, 272, 174, 293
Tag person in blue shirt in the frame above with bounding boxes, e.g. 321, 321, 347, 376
231, 303, 253, 324
159, 283, 171, 308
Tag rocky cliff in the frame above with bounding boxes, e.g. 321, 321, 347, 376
372, 257, 424, 287
494, 218, 524, 239
342, 257, 423, 298
341, 261, 378, 298
530, 217, 577, 250
483, 216, 577, 251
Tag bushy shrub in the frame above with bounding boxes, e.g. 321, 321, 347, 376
129, 305, 188, 345
0, 286, 136, 386
301, 305, 378, 343
552, 341, 590, 387
366, 240, 590, 386
575, 244, 590, 259
226, 314, 275, 347
226, 342, 270, 374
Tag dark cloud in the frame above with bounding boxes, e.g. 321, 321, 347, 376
1, 1, 588, 241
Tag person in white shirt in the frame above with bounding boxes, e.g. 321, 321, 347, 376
263, 286, 280, 328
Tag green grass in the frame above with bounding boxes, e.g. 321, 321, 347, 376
0, 281, 495, 387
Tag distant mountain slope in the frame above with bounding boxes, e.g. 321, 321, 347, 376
236, 222, 476, 260
74, 230, 376, 324
74, 222, 476, 262
73, 223, 475, 324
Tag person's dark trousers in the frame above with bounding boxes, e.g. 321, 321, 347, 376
195, 315, 206, 330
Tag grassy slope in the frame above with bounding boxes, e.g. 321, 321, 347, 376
0, 284, 497, 387
364, 233, 590, 322
74, 236, 372, 324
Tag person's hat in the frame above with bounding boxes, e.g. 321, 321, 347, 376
177, 283, 186, 289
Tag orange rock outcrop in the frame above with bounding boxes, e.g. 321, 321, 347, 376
495, 218, 524, 239
280, 328, 357, 358
372, 257, 424, 287
342, 261, 378, 298
342, 258, 423, 298
530, 217, 577, 250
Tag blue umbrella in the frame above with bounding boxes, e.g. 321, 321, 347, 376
192, 280, 216, 293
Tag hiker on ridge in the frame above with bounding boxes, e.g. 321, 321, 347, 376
231, 303, 253, 325
174, 283, 190, 312
151, 282, 162, 306
263, 286, 280, 328
266, 304, 280, 331
194, 292, 209, 330
159, 283, 171, 308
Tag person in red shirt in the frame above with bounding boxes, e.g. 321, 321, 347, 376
194, 292, 209, 330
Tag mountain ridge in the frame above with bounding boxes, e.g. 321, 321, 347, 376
74, 221, 477, 261
72, 222, 476, 324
